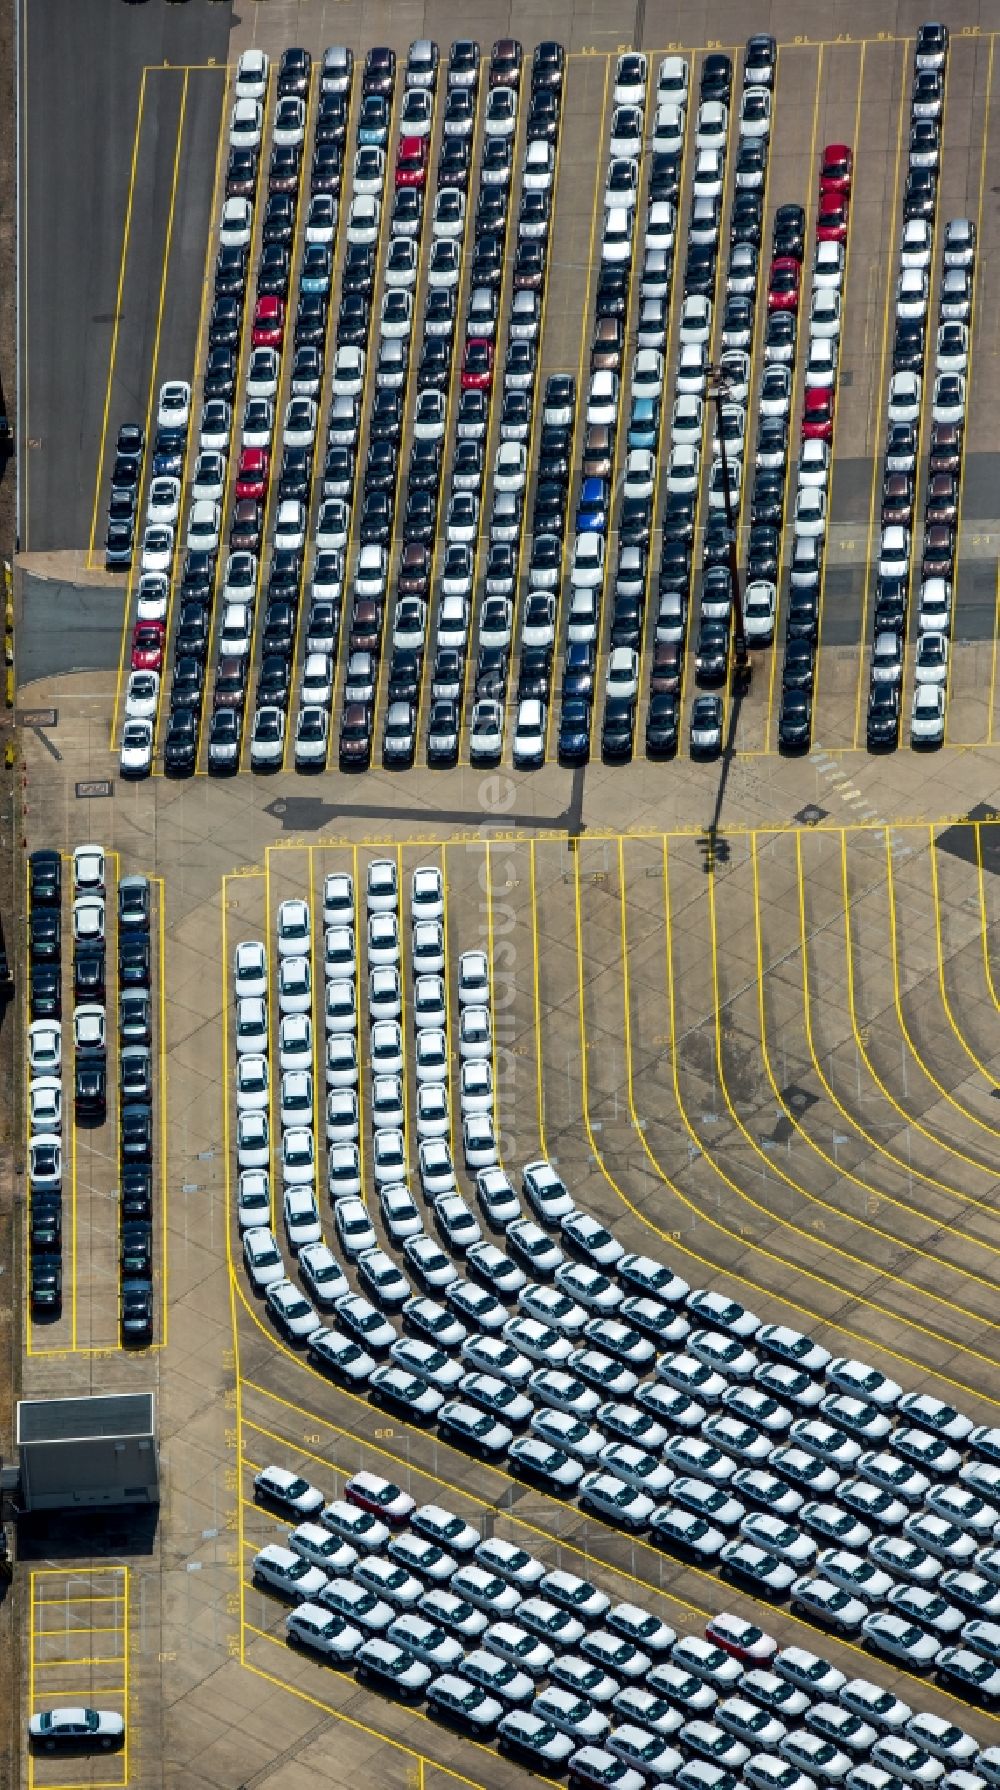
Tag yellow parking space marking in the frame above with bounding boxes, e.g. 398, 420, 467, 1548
86, 66, 151, 568
28, 1567, 130, 1790
525, 839, 1000, 1406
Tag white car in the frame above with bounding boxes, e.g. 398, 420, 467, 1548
936, 321, 968, 373
235, 46, 268, 98
795, 487, 827, 537
157, 379, 191, 432
219, 197, 252, 247
29, 1708, 125, 1750
139, 526, 173, 575
897, 268, 928, 320
740, 85, 771, 136
811, 289, 841, 339
915, 631, 948, 685
932, 372, 966, 424
696, 99, 728, 148
744, 581, 776, 644
888, 371, 921, 423
911, 686, 944, 745
812, 241, 845, 290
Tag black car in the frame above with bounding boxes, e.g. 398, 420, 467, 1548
730, 190, 762, 248
684, 241, 717, 297
602, 696, 636, 760
257, 241, 290, 299
663, 492, 695, 541
203, 345, 235, 401
695, 621, 730, 685
31, 1255, 62, 1315
30, 964, 61, 1019
30, 906, 60, 963
867, 682, 900, 750
700, 51, 732, 99
26, 851, 60, 908
120, 1101, 153, 1165
342, 241, 374, 297
75, 1057, 107, 1119
121, 1165, 152, 1222
279, 447, 312, 503
119, 933, 151, 989
439, 136, 470, 189
262, 193, 295, 245
176, 602, 209, 661
893, 319, 925, 373
30, 1196, 61, 1254
120, 989, 151, 1044
120, 1222, 153, 1279
74, 942, 105, 1001
646, 692, 679, 757
782, 638, 816, 692
649, 149, 681, 204
257, 654, 291, 708
904, 166, 937, 221
426, 700, 460, 767
611, 597, 642, 650
747, 525, 779, 582
337, 290, 370, 347
278, 44, 311, 95
475, 648, 508, 703
208, 708, 242, 772
773, 203, 805, 261
362, 44, 395, 94
518, 647, 552, 702
408, 437, 441, 492
764, 311, 796, 359
171, 655, 204, 714
294, 294, 326, 347
209, 295, 241, 350
558, 698, 591, 763
261, 603, 295, 659
214, 244, 247, 298
778, 688, 812, 752
310, 142, 343, 196
315, 93, 347, 145
751, 473, 784, 529
121, 1277, 153, 1344
370, 387, 402, 444
116, 421, 144, 464
432, 648, 464, 702
785, 592, 819, 643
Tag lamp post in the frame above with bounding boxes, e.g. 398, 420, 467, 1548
707, 367, 750, 689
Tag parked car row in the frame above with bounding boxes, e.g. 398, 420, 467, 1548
26, 848, 154, 1337
254, 1456, 1000, 1781
643, 39, 778, 763
103, 421, 146, 571
770, 141, 854, 749
371, 38, 568, 772
865, 23, 958, 752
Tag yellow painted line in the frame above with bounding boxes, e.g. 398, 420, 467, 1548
221, 879, 248, 1666
109, 68, 192, 752
529, 834, 1000, 1408
884, 829, 1000, 1142
692, 835, 1000, 1307
352, 844, 366, 1192
852, 42, 912, 746
243, 1635, 538, 1790
836, 827, 1000, 1182
33, 1625, 124, 1637
929, 821, 1000, 1094
781, 831, 1000, 1225
748, 833, 1000, 1272
541, 55, 611, 760
989, 563, 1000, 744
976, 821, 1000, 1008
397, 843, 412, 1168
439, 842, 459, 1168
87, 67, 151, 568
943, 34, 995, 746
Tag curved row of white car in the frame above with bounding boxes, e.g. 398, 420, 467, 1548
250, 1455, 1000, 1787
232, 857, 1000, 1713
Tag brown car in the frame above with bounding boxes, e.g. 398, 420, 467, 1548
230, 499, 263, 553
582, 425, 613, 480
213, 656, 248, 712
881, 472, 913, 528
226, 148, 258, 199
349, 600, 382, 654
929, 422, 961, 474
490, 37, 523, 87
649, 642, 683, 696
398, 542, 431, 597
269, 144, 301, 194
922, 524, 955, 580
925, 472, 957, 526
591, 316, 624, 373
513, 240, 546, 291
339, 702, 373, 769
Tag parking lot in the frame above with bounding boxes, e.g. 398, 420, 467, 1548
15, 3, 1000, 1789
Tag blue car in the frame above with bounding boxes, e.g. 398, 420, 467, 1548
627, 397, 659, 449
300, 245, 331, 294
561, 641, 596, 701
558, 698, 592, 763
357, 94, 388, 145
576, 475, 608, 533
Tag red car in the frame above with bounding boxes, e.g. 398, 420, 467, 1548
816, 196, 848, 242
252, 295, 285, 347
461, 337, 494, 391
705, 1614, 778, 1666
802, 387, 835, 441
130, 620, 165, 671
820, 142, 853, 196
395, 134, 428, 188
767, 256, 801, 311
235, 447, 270, 500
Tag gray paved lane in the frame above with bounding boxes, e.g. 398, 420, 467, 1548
21, 0, 230, 553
